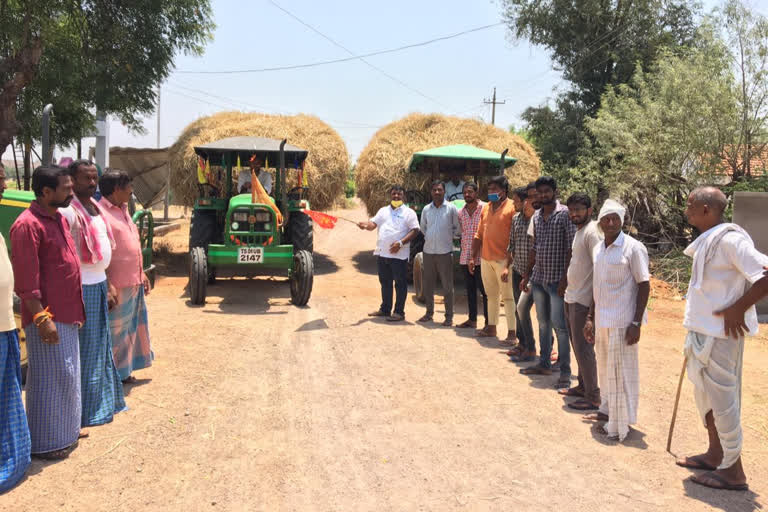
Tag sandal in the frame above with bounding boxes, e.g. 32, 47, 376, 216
519, 366, 552, 376
567, 400, 599, 411
475, 328, 497, 338
557, 387, 584, 397
584, 412, 609, 422
510, 353, 535, 362
689, 472, 749, 491
34, 440, 79, 460
676, 455, 718, 471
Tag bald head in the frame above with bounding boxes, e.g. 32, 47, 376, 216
690, 186, 727, 216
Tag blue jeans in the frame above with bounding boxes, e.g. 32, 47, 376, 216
377, 256, 408, 316
532, 282, 571, 376
513, 271, 535, 352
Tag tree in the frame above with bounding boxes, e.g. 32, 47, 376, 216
575, 34, 737, 247
719, 0, 768, 180
0, 1, 214, 179
501, 0, 700, 182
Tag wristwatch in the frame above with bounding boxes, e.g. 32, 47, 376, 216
631, 321, 641, 327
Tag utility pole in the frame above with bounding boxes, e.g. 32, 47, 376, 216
483, 87, 505, 126
158, 84, 169, 221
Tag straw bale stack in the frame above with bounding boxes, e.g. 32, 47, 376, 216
169, 112, 349, 211
355, 113, 540, 216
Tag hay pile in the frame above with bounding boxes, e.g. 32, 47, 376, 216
169, 112, 349, 211
355, 113, 540, 215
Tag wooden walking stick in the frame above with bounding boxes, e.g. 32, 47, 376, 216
667, 356, 688, 455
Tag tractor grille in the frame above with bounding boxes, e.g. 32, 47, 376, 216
231, 234, 271, 246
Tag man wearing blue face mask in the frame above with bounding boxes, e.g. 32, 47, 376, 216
469, 175, 517, 342
358, 185, 420, 322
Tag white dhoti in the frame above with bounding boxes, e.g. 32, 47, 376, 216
596, 327, 639, 441
684, 331, 744, 469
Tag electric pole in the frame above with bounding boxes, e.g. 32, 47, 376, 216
483, 87, 505, 126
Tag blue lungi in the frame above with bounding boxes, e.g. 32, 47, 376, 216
0, 330, 30, 492
25, 322, 81, 454
80, 281, 126, 427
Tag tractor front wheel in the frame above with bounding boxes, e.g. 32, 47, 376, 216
290, 250, 313, 306
189, 247, 208, 305
413, 252, 425, 303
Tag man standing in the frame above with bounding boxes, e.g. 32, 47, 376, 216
358, 185, 420, 322
11, 166, 84, 459
99, 170, 154, 383
502, 186, 537, 362
470, 175, 516, 342
520, 177, 575, 389
675, 187, 768, 491
0, 166, 30, 490
418, 181, 459, 326
584, 199, 650, 442
560, 193, 603, 409
457, 183, 487, 329
61, 160, 125, 427
443, 172, 466, 201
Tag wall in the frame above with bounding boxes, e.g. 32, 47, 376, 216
733, 192, 768, 320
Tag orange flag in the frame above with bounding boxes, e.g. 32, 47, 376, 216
303, 209, 337, 229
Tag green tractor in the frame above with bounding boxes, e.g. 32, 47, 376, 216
187, 136, 314, 306
403, 145, 518, 302
0, 188, 156, 381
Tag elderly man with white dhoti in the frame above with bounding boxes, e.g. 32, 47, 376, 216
583, 199, 651, 442
675, 186, 768, 492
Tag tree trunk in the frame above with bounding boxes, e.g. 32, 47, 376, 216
23, 139, 31, 191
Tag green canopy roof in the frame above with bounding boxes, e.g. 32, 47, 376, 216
407, 144, 517, 174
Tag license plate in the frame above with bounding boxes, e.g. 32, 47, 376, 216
238, 247, 264, 263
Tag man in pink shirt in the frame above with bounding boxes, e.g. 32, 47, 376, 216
98, 169, 153, 382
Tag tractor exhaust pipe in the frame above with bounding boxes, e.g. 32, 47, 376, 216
500, 148, 508, 176
42, 104, 54, 165
279, 139, 287, 223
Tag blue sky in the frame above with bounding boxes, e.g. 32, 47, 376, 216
4, 0, 763, 164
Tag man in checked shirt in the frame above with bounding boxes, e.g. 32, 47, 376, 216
520, 176, 576, 389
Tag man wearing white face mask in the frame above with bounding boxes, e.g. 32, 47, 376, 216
358, 185, 420, 322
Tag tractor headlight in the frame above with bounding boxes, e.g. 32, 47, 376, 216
233, 212, 249, 222
231, 221, 240, 231
263, 224, 271, 231
254, 212, 271, 222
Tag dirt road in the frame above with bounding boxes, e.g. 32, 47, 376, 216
6, 202, 767, 511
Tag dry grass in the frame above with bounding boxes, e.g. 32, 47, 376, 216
355, 113, 541, 216
169, 112, 349, 211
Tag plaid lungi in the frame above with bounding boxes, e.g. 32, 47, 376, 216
595, 327, 639, 441
80, 281, 126, 427
110, 284, 153, 381
0, 330, 30, 492
25, 322, 81, 454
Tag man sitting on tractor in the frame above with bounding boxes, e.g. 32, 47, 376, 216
443, 171, 466, 201
238, 156, 273, 195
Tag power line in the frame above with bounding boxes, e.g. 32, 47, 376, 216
267, 0, 457, 112
177, 22, 503, 75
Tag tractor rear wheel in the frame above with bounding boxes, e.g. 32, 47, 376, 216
189, 246, 208, 305
413, 252, 425, 303
189, 209, 218, 249
290, 250, 313, 306
407, 232, 425, 283
288, 211, 314, 253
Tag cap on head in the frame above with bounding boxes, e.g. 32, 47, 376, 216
598, 199, 626, 224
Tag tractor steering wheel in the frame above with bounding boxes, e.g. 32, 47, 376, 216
447, 192, 463, 201
405, 189, 425, 205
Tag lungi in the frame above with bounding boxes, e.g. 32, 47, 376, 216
110, 285, 153, 381
25, 322, 81, 454
0, 330, 30, 492
595, 327, 639, 441
80, 281, 126, 427
684, 331, 744, 469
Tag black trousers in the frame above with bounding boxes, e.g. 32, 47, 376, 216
461, 264, 488, 323
377, 256, 408, 316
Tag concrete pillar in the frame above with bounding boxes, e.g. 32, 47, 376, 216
733, 192, 768, 320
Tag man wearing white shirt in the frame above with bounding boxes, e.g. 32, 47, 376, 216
583, 199, 650, 442
418, 181, 460, 326
238, 158, 272, 194
358, 185, 420, 322
443, 172, 466, 201
675, 186, 768, 492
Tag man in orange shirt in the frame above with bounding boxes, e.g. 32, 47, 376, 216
469, 175, 517, 342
